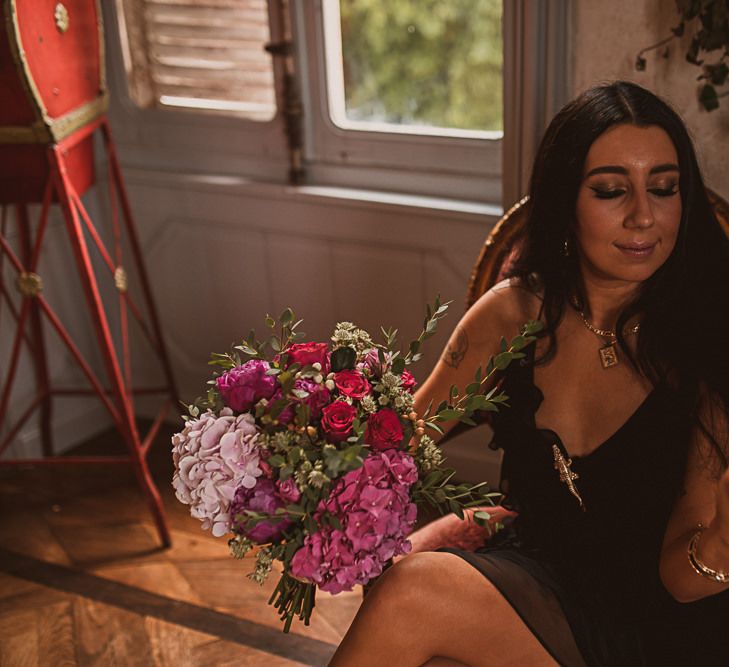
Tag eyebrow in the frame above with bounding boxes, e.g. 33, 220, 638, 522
585, 163, 680, 178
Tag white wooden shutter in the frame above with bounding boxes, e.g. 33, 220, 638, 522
117, 0, 276, 120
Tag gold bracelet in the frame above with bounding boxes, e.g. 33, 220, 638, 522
687, 525, 729, 584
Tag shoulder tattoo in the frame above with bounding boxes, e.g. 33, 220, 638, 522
442, 325, 469, 369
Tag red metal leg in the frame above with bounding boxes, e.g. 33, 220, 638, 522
101, 120, 180, 406
0, 117, 176, 550
47, 145, 171, 548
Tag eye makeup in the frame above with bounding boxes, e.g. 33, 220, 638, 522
587, 179, 679, 200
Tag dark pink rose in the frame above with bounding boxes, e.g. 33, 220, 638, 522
321, 401, 357, 443
334, 369, 371, 400
401, 369, 418, 393
365, 408, 404, 451
273, 379, 331, 424
286, 342, 330, 373
216, 360, 276, 412
276, 478, 302, 503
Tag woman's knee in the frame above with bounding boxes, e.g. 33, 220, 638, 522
364, 551, 470, 617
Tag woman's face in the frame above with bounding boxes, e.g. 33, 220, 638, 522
574, 123, 682, 288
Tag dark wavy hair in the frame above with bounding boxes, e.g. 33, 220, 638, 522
510, 81, 729, 466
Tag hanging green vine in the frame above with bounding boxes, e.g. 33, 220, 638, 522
635, 0, 729, 111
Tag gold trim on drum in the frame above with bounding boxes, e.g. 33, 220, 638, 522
0, 94, 107, 144
5, 1, 46, 129
49, 93, 109, 141
0, 123, 52, 143
4, 0, 108, 144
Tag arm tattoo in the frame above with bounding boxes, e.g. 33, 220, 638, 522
442, 325, 469, 369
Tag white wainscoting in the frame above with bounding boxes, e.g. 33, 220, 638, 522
121, 170, 504, 486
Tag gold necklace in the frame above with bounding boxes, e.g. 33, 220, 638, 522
577, 310, 640, 369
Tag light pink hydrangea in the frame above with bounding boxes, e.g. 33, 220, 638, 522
290, 449, 418, 593
172, 408, 263, 537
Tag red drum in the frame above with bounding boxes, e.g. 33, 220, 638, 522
0, 0, 107, 202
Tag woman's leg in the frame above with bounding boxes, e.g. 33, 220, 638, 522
330, 552, 560, 667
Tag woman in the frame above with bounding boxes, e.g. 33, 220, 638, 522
330, 82, 729, 666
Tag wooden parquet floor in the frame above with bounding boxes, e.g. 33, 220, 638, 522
0, 424, 360, 666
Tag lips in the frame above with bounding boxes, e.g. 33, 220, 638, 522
614, 241, 657, 257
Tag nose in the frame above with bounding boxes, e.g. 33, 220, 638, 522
624, 190, 655, 229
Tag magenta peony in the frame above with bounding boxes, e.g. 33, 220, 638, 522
216, 360, 276, 412
365, 408, 404, 451
231, 478, 292, 543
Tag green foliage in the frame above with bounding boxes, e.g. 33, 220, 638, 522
404, 295, 452, 365
339, 0, 503, 131
636, 0, 729, 111
423, 319, 543, 427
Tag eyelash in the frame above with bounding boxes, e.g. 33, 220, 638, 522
590, 186, 679, 200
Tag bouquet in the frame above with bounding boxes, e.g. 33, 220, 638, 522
171, 299, 541, 631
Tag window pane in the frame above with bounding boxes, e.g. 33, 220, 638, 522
337, 0, 502, 133
118, 0, 276, 120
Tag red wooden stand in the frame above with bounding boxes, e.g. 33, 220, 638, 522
0, 115, 178, 548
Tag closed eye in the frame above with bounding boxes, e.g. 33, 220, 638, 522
648, 186, 679, 197
590, 187, 625, 200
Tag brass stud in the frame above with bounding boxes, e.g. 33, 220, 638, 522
54, 3, 69, 34
114, 266, 128, 293
16, 272, 43, 297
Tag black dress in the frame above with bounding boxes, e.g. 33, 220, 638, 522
441, 347, 729, 666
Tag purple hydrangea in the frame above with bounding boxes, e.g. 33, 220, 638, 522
290, 449, 418, 593
216, 360, 277, 412
230, 478, 291, 543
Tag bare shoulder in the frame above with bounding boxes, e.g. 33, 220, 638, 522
461, 276, 542, 346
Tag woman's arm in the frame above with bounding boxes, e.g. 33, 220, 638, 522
659, 396, 729, 602
413, 280, 539, 444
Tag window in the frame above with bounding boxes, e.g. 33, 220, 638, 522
113, 0, 549, 206
331, 1, 502, 136
116, 0, 276, 120
293, 0, 503, 203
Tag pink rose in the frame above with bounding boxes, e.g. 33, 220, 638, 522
276, 478, 302, 504
321, 401, 357, 443
365, 408, 404, 451
401, 369, 418, 393
216, 360, 276, 412
285, 342, 330, 373
334, 369, 371, 400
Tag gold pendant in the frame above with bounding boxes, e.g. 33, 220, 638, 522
599, 341, 619, 369
552, 444, 586, 511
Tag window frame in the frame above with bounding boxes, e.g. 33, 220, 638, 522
291, 0, 503, 204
